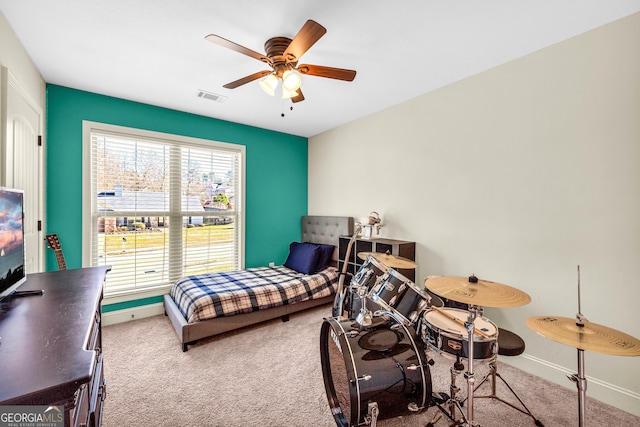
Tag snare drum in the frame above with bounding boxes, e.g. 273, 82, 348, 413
369, 270, 433, 326
320, 313, 431, 426
420, 307, 498, 360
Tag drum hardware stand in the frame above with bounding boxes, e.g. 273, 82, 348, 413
355, 285, 373, 326
568, 350, 587, 427
422, 348, 468, 426
445, 355, 469, 426
427, 411, 443, 427
569, 265, 588, 427
471, 356, 544, 426
366, 401, 379, 427
355, 273, 387, 327
456, 303, 482, 426
333, 223, 362, 318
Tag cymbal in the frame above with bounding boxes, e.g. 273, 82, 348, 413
424, 275, 531, 308
357, 252, 417, 269
526, 316, 640, 356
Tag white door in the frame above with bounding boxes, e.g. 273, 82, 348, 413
3, 70, 44, 273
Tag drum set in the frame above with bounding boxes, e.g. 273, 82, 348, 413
321, 255, 640, 427
321, 248, 532, 427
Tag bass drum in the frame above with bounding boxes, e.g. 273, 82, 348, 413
320, 313, 431, 427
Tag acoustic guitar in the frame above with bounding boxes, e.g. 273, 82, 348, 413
45, 233, 67, 270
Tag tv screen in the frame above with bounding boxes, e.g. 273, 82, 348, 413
0, 187, 26, 300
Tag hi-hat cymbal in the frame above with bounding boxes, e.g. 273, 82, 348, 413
424, 275, 531, 308
357, 252, 417, 269
527, 316, 640, 356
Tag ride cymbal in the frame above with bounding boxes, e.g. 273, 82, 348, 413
424, 275, 531, 308
526, 316, 640, 356
357, 252, 417, 269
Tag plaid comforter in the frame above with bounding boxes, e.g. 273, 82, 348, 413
170, 266, 339, 323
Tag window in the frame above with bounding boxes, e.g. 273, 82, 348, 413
82, 122, 244, 296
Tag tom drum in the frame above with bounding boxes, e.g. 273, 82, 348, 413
352, 255, 390, 291
369, 270, 433, 326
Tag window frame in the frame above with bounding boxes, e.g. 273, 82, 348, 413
82, 121, 245, 303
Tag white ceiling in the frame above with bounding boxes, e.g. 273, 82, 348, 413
1, 1, 638, 138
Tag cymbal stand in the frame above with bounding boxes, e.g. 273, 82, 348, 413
568, 349, 587, 427
463, 304, 481, 427
568, 265, 588, 427
441, 306, 482, 426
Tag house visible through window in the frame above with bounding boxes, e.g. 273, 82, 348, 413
83, 122, 244, 296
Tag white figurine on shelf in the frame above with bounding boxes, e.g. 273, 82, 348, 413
360, 211, 383, 239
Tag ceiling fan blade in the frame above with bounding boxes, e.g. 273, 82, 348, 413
297, 64, 356, 81
223, 70, 272, 89
205, 34, 272, 64
291, 89, 305, 103
283, 20, 327, 63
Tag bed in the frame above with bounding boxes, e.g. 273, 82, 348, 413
164, 215, 354, 351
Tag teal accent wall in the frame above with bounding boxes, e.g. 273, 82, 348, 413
101, 296, 164, 313
46, 85, 308, 309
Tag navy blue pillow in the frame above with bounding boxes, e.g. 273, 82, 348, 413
284, 242, 321, 275
314, 243, 335, 273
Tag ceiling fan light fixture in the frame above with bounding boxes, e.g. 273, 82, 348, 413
259, 74, 278, 96
282, 70, 302, 92
281, 88, 299, 99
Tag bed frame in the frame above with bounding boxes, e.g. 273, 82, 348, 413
164, 215, 354, 351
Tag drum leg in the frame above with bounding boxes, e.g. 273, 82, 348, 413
471, 328, 544, 426
472, 361, 543, 426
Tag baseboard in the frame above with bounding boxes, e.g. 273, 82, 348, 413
102, 302, 165, 326
499, 352, 640, 417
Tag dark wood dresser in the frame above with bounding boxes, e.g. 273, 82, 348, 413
0, 266, 110, 427
338, 236, 416, 281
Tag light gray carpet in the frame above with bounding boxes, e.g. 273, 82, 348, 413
102, 304, 640, 426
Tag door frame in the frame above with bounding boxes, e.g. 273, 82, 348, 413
1, 66, 45, 272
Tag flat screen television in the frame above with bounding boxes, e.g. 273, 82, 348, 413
0, 187, 26, 301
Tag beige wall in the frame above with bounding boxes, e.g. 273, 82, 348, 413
0, 12, 46, 111
310, 13, 640, 415
0, 11, 46, 187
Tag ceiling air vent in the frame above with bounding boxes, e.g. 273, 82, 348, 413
196, 90, 227, 103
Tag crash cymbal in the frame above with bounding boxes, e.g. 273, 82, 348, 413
527, 316, 640, 356
357, 252, 417, 269
424, 275, 531, 308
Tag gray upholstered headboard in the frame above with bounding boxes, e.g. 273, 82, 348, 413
301, 216, 354, 261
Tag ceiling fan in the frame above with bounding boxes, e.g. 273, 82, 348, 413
205, 19, 356, 103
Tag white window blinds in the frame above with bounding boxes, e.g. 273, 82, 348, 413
84, 123, 244, 296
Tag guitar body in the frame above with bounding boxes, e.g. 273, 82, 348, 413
45, 233, 67, 270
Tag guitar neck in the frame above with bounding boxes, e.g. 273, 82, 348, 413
52, 249, 67, 270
